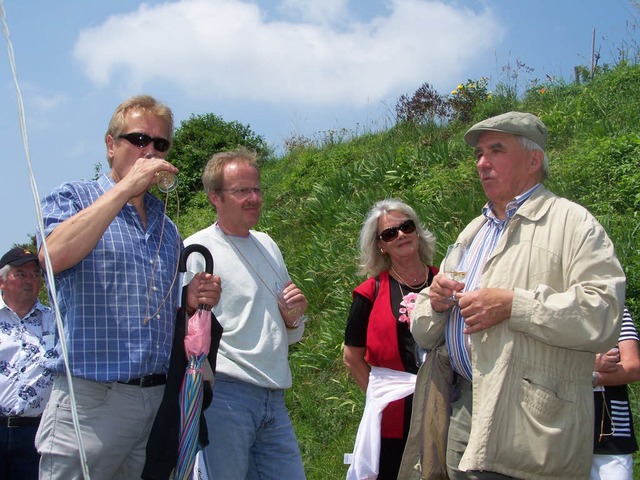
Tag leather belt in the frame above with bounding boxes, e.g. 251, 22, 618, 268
0, 416, 41, 428
117, 373, 167, 388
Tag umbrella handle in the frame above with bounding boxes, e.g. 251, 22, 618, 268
179, 244, 214, 274
179, 244, 214, 311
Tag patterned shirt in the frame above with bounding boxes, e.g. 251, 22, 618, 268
0, 298, 58, 417
446, 183, 541, 380
39, 174, 181, 382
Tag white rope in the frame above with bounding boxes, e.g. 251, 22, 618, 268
0, 3, 91, 478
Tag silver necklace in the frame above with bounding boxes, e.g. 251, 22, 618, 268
390, 265, 428, 290
217, 223, 284, 300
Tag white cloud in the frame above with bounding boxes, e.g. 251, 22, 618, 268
73, 0, 504, 107
277, 0, 349, 25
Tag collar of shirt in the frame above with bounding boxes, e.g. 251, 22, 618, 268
0, 298, 50, 320
482, 183, 541, 228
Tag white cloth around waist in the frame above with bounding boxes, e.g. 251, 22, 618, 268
346, 366, 417, 480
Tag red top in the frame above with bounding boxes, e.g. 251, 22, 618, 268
354, 270, 408, 439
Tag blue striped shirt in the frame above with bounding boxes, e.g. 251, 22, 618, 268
40, 174, 182, 382
446, 183, 541, 380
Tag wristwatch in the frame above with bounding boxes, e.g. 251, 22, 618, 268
592, 371, 599, 387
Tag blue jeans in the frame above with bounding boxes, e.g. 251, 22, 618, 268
204, 374, 305, 480
0, 424, 40, 479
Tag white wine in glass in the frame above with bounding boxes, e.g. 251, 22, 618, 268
443, 243, 468, 300
447, 270, 467, 282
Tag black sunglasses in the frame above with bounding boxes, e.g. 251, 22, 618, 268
118, 132, 170, 152
378, 219, 417, 242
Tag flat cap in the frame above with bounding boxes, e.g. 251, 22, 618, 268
464, 111, 548, 148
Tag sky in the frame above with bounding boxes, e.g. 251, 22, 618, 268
1, 0, 638, 255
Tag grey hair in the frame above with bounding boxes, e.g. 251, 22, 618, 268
0, 265, 9, 281
518, 136, 549, 180
358, 199, 436, 277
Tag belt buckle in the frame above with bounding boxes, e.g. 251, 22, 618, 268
140, 374, 165, 387
7, 417, 22, 428
140, 376, 154, 387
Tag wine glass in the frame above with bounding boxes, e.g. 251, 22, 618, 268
144, 153, 178, 193
442, 244, 473, 357
156, 171, 178, 193
442, 243, 468, 301
275, 282, 308, 327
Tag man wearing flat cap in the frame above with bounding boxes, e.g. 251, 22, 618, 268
410, 112, 625, 478
0, 247, 57, 479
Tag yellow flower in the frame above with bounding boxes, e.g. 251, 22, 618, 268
451, 90, 458, 95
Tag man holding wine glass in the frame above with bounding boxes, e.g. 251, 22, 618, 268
410, 111, 626, 479
183, 147, 308, 479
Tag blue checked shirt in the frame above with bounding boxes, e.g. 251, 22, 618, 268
40, 174, 182, 382
446, 183, 541, 381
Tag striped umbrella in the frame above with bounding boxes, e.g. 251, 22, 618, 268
172, 310, 211, 480
170, 245, 215, 480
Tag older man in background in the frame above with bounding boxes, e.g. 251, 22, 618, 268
0, 247, 57, 479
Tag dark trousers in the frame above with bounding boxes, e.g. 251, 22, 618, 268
0, 424, 39, 479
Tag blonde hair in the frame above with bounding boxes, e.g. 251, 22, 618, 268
104, 95, 173, 166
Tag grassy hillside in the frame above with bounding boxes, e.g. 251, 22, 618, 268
178, 61, 640, 479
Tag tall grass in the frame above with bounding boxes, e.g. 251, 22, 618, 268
173, 61, 640, 478
250, 61, 640, 479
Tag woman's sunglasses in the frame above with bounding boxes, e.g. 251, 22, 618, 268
118, 132, 170, 152
378, 219, 416, 242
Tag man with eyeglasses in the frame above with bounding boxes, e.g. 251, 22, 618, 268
409, 112, 625, 479
0, 247, 57, 480
183, 147, 308, 479
36, 95, 221, 479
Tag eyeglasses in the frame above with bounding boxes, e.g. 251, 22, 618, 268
378, 219, 416, 242
118, 132, 170, 152
219, 187, 264, 199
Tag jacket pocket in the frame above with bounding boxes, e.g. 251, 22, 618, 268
520, 376, 572, 427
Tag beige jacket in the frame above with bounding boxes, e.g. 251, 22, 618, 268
410, 186, 626, 479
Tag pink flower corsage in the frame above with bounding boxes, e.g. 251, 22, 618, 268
398, 292, 419, 325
